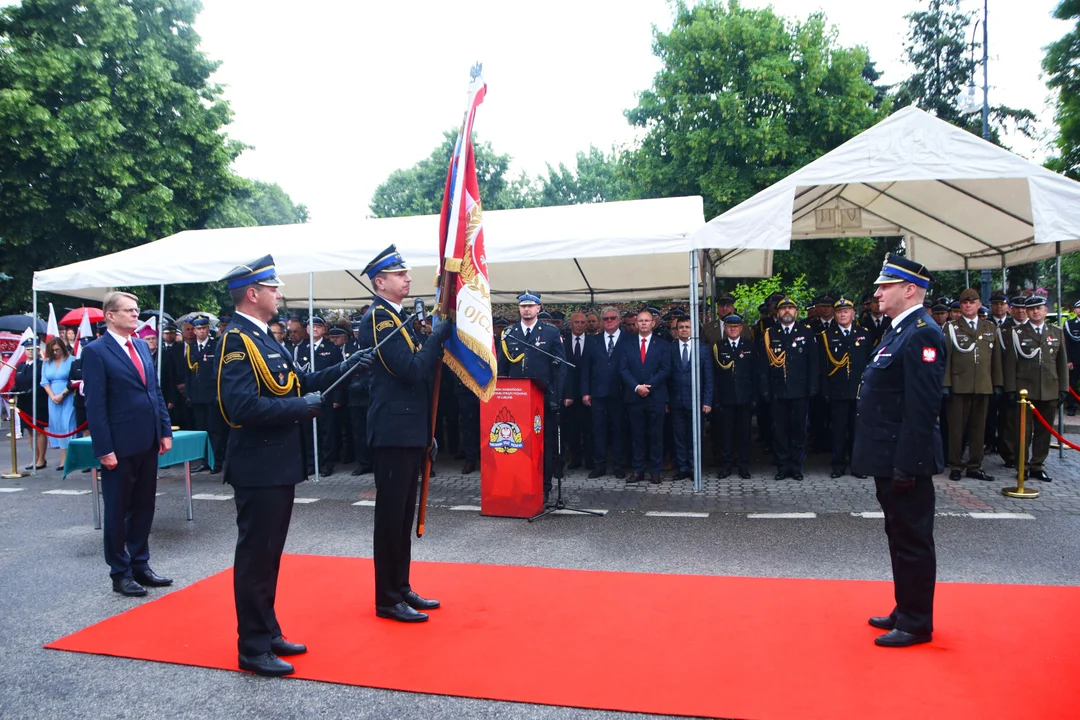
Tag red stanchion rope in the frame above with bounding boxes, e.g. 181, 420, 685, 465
1028, 403, 1080, 452
15, 409, 87, 439
1070, 386, 1080, 403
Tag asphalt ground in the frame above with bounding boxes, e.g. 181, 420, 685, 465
1, 417, 1078, 719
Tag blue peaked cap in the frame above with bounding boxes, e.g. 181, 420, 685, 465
223, 254, 283, 290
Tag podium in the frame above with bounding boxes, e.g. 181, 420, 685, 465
480, 377, 546, 517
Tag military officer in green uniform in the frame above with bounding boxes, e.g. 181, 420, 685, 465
943, 288, 1003, 481
1003, 296, 1069, 481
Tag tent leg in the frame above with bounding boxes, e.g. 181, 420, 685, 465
1058, 250, 1064, 459
689, 251, 702, 493
31, 290, 38, 477
309, 272, 319, 483
157, 285, 165, 381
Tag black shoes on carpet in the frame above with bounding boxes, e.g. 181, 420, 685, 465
270, 635, 307, 656
874, 628, 932, 648
239, 652, 294, 677
403, 591, 440, 610
376, 602, 429, 623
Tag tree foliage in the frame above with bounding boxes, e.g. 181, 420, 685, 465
206, 180, 309, 229
1045, 0, 1080, 178
0, 0, 245, 313
533, 146, 634, 207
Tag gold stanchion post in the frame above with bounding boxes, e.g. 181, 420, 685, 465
3, 400, 28, 480
1004, 389, 1040, 499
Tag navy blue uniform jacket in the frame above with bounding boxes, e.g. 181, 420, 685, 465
497, 321, 566, 404
184, 339, 219, 404
361, 297, 443, 448
851, 307, 946, 478
619, 335, 671, 404
713, 339, 757, 406
82, 335, 172, 459
668, 340, 714, 410
218, 315, 342, 487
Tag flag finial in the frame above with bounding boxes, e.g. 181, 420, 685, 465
470, 62, 483, 80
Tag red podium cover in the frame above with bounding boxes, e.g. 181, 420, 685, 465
480, 378, 545, 517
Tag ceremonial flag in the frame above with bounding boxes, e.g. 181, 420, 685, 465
437, 67, 497, 401
72, 308, 93, 359
134, 316, 157, 339
0, 327, 34, 394
46, 303, 59, 341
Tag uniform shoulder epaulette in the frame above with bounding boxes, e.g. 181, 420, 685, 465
916, 318, 927, 328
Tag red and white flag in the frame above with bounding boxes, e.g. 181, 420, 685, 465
0, 327, 34, 394
72, 308, 93, 358
46, 303, 59, 342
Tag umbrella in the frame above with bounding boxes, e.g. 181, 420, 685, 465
176, 311, 219, 327
139, 309, 175, 324
59, 307, 104, 326
0, 314, 46, 334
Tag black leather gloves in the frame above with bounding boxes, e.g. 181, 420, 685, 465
339, 348, 375, 375
303, 392, 323, 418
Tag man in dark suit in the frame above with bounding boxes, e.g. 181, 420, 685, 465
360, 245, 452, 624
619, 309, 671, 484
852, 254, 945, 648
713, 315, 756, 479
668, 316, 713, 480
562, 311, 592, 470
218, 255, 373, 677
185, 315, 224, 473
581, 306, 632, 479
81, 291, 174, 598
498, 290, 566, 499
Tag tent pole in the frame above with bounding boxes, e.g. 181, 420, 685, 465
1058, 248, 1064, 459
309, 272, 319, 483
689, 251, 702, 493
1001, 255, 1007, 295
31, 290, 38, 476
157, 285, 165, 381
964, 257, 970, 289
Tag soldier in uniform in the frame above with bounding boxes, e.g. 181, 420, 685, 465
217, 255, 373, 676
329, 325, 358, 466
300, 317, 343, 475
819, 297, 872, 478
498, 290, 567, 499
360, 245, 452, 623
864, 296, 892, 346
759, 296, 818, 480
713, 314, 756, 479
852, 254, 945, 648
931, 302, 949, 327
1003, 296, 1069, 482
185, 315, 225, 473
1063, 299, 1080, 416
943, 288, 1003, 481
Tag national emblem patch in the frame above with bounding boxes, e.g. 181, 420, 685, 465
922, 347, 937, 363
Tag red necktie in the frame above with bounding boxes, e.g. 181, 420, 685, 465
640, 337, 647, 364
126, 338, 146, 385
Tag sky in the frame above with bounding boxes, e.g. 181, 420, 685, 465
182, 1, 1071, 224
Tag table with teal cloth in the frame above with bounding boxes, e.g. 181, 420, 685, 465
63, 430, 215, 528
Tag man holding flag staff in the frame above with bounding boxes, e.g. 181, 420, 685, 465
360, 245, 452, 623
218, 255, 374, 677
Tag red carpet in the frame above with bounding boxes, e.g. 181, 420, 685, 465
46, 555, 1079, 719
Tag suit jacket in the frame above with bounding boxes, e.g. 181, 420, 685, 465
668, 340, 714, 410
712, 338, 757, 406
562, 333, 589, 400
819, 324, 873, 401
618, 334, 671, 404
1003, 323, 1069, 401
497, 321, 566, 404
851, 308, 945, 478
218, 315, 342, 487
361, 296, 444, 448
81, 334, 172, 460
943, 318, 1003, 394
580, 331, 633, 400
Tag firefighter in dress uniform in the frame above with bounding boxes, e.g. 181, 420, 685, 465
819, 297, 873, 478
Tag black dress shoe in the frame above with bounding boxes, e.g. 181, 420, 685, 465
854, 474, 868, 479
112, 577, 147, 597
1030, 469, 1053, 482
774, 470, 787, 481
739, 470, 751, 479
567, 460, 581, 470
461, 461, 475, 474
403, 591, 440, 610
192, 463, 210, 473
626, 473, 644, 484
650, 474, 662, 484
717, 468, 732, 479
830, 471, 843, 479
351, 465, 372, 476
133, 568, 172, 587
874, 628, 932, 647
210, 466, 222, 475
966, 469, 994, 481
868, 615, 896, 630
376, 601, 428, 622
322, 465, 335, 475
614, 470, 626, 479
239, 651, 294, 676
587, 469, 604, 479
25, 461, 47, 470
270, 636, 307, 656
949, 469, 962, 481
1003, 461, 1016, 469
792, 473, 804, 481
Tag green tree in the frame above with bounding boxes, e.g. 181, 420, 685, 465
895, 0, 1035, 143
0, 0, 245, 312
207, 179, 310, 229
625, 0, 884, 221
1045, 0, 1080, 178
533, 146, 634, 206
369, 129, 531, 217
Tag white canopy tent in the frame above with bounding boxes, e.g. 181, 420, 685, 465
694, 106, 1080, 277
34, 196, 706, 306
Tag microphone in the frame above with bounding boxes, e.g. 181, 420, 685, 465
414, 297, 426, 324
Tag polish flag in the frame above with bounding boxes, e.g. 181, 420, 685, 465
46, 304, 59, 341
0, 327, 34, 394
72, 308, 93, 359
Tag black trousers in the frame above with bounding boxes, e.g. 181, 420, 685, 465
233, 484, 295, 655
718, 404, 752, 473
671, 406, 695, 473
874, 476, 936, 635
1069, 366, 1080, 411
335, 404, 352, 463
590, 396, 627, 473
563, 399, 592, 467
543, 405, 558, 492
100, 445, 159, 578
809, 395, 830, 451
458, 394, 480, 463
770, 397, 808, 474
190, 401, 226, 470
628, 401, 664, 475
373, 447, 423, 607
349, 404, 371, 471
829, 399, 857, 474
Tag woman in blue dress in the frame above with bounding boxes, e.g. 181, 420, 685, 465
40, 337, 76, 468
